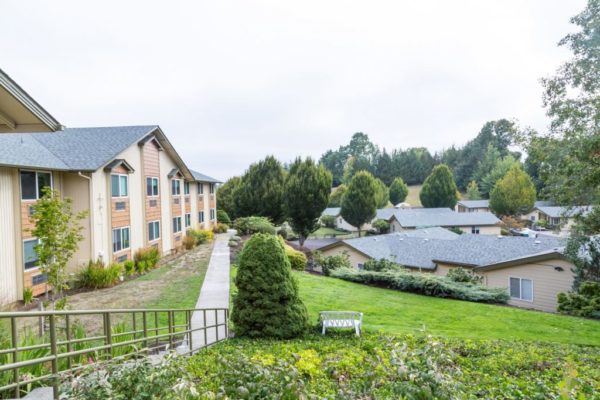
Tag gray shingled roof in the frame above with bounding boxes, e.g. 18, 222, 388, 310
322, 207, 341, 217
537, 205, 592, 218
389, 208, 500, 227
329, 233, 564, 269
190, 169, 221, 183
457, 200, 489, 208
0, 126, 158, 171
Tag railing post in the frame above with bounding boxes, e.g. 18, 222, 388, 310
215, 309, 219, 342
142, 311, 148, 350
168, 311, 173, 350
187, 310, 193, 353
10, 317, 19, 399
203, 310, 207, 347
65, 314, 71, 370
225, 309, 229, 339
104, 312, 112, 360
132, 311, 137, 341
49, 314, 59, 400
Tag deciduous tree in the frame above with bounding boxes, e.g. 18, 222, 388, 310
341, 171, 377, 237
389, 177, 409, 205
328, 184, 347, 207
373, 178, 390, 208
489, 165, 536, 216
465, 180, 482, 200
419, 164, 459, 208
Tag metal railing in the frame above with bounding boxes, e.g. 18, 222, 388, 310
0, 307, 228, 399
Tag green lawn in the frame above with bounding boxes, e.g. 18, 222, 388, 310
309, 227, 356, 239
295, 272, 600, 346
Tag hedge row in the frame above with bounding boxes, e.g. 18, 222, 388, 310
330, 268, 509, 303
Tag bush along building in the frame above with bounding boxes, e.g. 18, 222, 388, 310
0, 68, 219, 305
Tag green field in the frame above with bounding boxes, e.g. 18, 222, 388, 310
295, 272, 600, 346
405, 184, 422, 207
309, 227, 356, 239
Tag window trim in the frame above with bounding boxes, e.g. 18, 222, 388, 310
172, 216, 182, 233
184, 181, 190, 196
210, 208, 216, 221
20, 170, 53, 201
508, 276, 534, 302
199, 211, 205, 223
471, 226, 480, 234
185, 213, 191, 227
148, 220, 160, 242
171, 179, 181, 196
112, 226, 131, 253
209, 183, 215, 194
23, 238, 41, 271
111, 173, 129, 198
146, 177, 159, 197
197, 183, 204, 195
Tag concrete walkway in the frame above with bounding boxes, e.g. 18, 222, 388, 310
188, 231, 232, 350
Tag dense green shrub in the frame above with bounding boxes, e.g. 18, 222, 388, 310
185, 334, 600, 399
134, 247, 160, 271
363, 258, 400, 272
372, 218, 390, 234
216, 209, 231, 224
330, 268, 509, 303
231, 233, 308, 338
286, 247, 308, 271
189, 229, 214, 244
234, 216, 276, 235
77, 261, 122, 289
320, 214, 336, 228
123, 260, 135, 276
558, 281, 600, 318
446, 267, 483, 284
313, 251, 351, 276
213, 222, 229, 234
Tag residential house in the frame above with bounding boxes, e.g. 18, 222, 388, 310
317, 231, 570, 312
0, 69, 219, 306
536, 206, 592, 231
455, 200, 490, 213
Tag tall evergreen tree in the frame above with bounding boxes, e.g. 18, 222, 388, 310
216, 176, 242, 220
389, 177, 409, 205
232, 233, 308, 338
480, 155, 521, 197
283, 158, 332, 246
235, 156, 286, 224
373, 178, 390, 208
419, 164, 459, 208
465, 180, 482, 200
375, 149, 394, 185
341, 171, 377, 237
489, 165, 536, 216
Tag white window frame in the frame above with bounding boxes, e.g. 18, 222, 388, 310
112, 226, 131, 253
471, 226, 480, 234
148, 220, 160, 242
23, 238, 41, 270
20, 170, 53, 200
184, 181, 190, 195
111, 174, 129, 198
210, 208, 216, 221
171, 179, 181, 196
173, 216, 182, 233
508, 276, 533, 302
185, 213, 191, 227
199, 211, 205, 223
146, 177, 159, 197
198, 183, 204, 195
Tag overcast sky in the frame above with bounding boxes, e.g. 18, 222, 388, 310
1, 1, 585, 179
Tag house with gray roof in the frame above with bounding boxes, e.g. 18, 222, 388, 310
317, 232, 572, 312
455, 199, 491, 213
0, 69, 219, 306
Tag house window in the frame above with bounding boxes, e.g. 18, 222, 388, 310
173, 217, 182, 233
146, 177, 159, 197
210, 208, 216, 220
357, 263, 364, 270
148, 220, 160, 241
32, 273, 47, 285
199, 211, 205, 223
112, 227, 130, 252
198, 183, 204, 195
185, 213, 191, 227
209, 183, 215, 194
111, 174, 128, 197
471, 226, 480, 234
509, 277, 533, 302
184, 181, 190, 195
23, 238, 40, 270
171, 179, 181, 196
20, 171, 52, 200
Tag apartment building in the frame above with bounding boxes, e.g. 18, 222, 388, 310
0, 69, 219, 305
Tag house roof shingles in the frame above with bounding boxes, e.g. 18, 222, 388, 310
190, 169, 221, 183
537, 206, 592, 218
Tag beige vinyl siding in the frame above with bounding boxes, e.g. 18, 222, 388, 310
457, 225, 501, 235
159, 149, 180, 254
0, 167, 18, 305
481, 258, 574, 312
61, 172, 92, 271
320, 244, 370, 269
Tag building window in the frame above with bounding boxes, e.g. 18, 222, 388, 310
23, 238, 40, 270
20, 171, 52, 200
148, 220, 160, 241
111, 174, 128, 197
199, 211, 205, 223
209, 183, 215, 194
184, 181, 190, 195
509, 277, 533, 302
471, 226, 480, 234
32, 273, 47, 285
185, 213, 191, 227
146, 177, 159, 197
173, 217, 182, 233
112, 227, 130, 252
210, 208, 216, 220
171, 179, 181, 196
357, 263, 364, 270
198, 183, 204, 194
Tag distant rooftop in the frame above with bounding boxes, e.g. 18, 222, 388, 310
190, 169, 221, 183
537, 205, 592, 219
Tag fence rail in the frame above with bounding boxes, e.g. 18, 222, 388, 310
0, 307, 228, 399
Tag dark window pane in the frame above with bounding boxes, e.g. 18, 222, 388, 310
37, 172, 52, 198
111, 175, 120, 197
147, 178, 153, 196
120, 176, 128, 197
20, 171, 37, 200
122, 228, 130, 249
153, 178, 159, 196
23, 239, 39, 269
509, 277, 520, 298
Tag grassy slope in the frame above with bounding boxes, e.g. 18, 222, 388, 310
405, 184, 422, 207
309, 227, 356, 239
295, 272, 600, 346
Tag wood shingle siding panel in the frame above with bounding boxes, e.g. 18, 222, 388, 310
171, 199, 182, 216
111, 199, 130, 228
143, 140, 161, 176
143, 140, 162, 247
0, 167, 18, 305
21, 201, 36, 239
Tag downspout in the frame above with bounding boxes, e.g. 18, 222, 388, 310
77, 172, 96, 262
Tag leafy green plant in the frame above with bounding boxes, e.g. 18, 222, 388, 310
286, 247, 308, 271
123, 260, 136, 276
420, 164, 460, 208
330, 268, 509, 303
372, 218, 390, 234
23, 287, 34, 305
233, 216, 276, 235
182, 234, 196, 250
213, 222, 229, 234
216, 209, 231, 224
558, 281, 600, 319
341, 171, 377, 237
188, 228, 214, 244
447, 267, 483, 284
77, 261, 122, 289
320, 215, 336, 228
134, 247, 160, 271
312, 251, 351, 276
389, 177, 409, 205
363, 258, 400, 272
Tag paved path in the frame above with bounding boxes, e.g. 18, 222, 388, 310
188, 231, 232, 350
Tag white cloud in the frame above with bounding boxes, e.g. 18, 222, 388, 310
0, 0, 585, 178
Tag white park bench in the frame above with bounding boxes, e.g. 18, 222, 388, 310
320, 311, 363, 336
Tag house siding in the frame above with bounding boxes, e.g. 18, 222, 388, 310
142, 140, 162, 251
61, 172, 92, 270
0, 167, 18, 304
320, 244, 370, 269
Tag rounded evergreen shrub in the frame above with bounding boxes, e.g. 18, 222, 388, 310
231, 233, 309, 338
217, 209, 231, 224
286, 247, 307, 271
